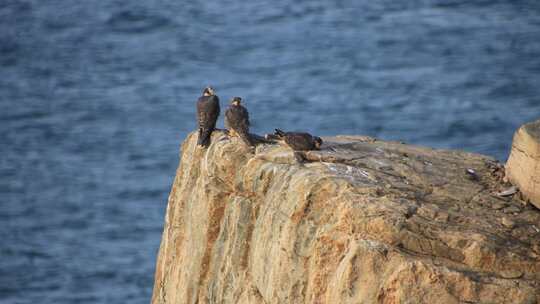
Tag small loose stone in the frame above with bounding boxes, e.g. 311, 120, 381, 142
501, 217, 515, 228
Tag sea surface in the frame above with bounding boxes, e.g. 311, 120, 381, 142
1, 0, 539, 303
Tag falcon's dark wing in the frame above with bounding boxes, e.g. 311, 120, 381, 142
196, 95, 220, 147
225, 105, 253, 147
283, 132, 315, 151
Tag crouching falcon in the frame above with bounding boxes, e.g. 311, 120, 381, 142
273, 129, 323, 151
270, 129, 323, 162
196, 86, 220, 147
225, 97, 253, 147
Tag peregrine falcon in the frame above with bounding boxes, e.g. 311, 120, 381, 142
273, 129, 323, 151
225, 97, 253, 147
196, 86, 220, 147
270, 129, 323, 162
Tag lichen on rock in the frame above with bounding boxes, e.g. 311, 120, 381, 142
152, 130, 540, 304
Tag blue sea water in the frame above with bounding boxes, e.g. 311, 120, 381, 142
1, 0, 539, 303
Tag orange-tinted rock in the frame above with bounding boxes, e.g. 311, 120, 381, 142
152, 131, 540, 304
506, 119, 540, 209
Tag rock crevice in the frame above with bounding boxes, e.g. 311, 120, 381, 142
152, 131, 540, 304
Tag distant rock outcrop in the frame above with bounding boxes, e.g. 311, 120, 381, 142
152, 129, 540, 304
506, 119, 540, 209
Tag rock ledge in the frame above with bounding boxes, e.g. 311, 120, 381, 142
152, 131, 540, 304
506, 119, 540, 209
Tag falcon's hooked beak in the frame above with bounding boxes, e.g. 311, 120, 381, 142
203, 87, 215, 96
231, 97, 242, 106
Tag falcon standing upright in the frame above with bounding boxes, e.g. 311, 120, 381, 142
225, 97, 253, 147
196, 86, 220, 147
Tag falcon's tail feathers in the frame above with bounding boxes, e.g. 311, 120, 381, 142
274, 129, 286, 138
198, 128, 213, 147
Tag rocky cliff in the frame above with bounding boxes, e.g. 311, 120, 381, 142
152, 130, 540, 304
506, 119, 540, 209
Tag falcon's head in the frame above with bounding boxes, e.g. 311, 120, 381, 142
231, 97, 242, 106
314, 136, 323, 149
203, 86, 215, 96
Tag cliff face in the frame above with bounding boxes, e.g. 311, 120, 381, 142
152, 131, 540, 304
